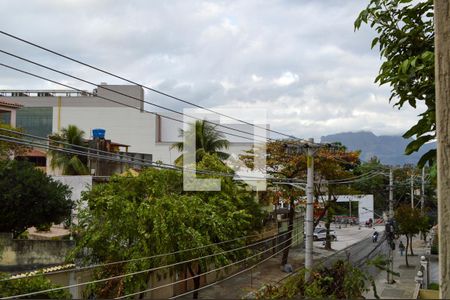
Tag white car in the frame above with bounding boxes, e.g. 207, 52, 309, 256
313, 228, 337, 241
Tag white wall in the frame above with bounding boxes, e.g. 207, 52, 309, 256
51, 176, 92, 201
53, 107, 156, 154
335, 195, 374, 224
51, 176, 92, 223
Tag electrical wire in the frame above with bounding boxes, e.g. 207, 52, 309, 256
116, 232, 300, 299
1, 229, 284, 282
0, 31, 316, 143
2, 133, 396, 188
0, 230, 296, 299
325, 171, 385, 183
0, 50, 273, 143
169, 234, 300, 299
0, 134, 288, 182
0, 62, 268, 144
327, 172, 387, 185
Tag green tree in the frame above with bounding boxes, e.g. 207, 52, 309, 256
0, 273, 71, 299
255, 260, 372, 299
49, 124, 89, 175
171, 120, 230, 165
355, 0, 435, 167
71, 155, 263, 299
241, 141, 360, 260
0, 122, 29, 159
0, 160, 73, 237
394, 205, 428, 267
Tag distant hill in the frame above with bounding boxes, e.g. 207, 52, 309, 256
320, 131, 435, 166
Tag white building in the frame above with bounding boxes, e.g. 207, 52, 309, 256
0, 84, 262, 165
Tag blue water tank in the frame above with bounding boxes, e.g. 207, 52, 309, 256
92, 128, 106, 139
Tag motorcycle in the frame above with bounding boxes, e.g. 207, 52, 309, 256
372, 231, 379, 243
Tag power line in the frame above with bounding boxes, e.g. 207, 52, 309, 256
0, 231, 297, 299
0, 134, 285, 182
325, 171, 384, 183
2, 229, 291, 282
1, 131, 389, 186
0, 62, 268, 144
327, 172, 387, 185
0, 49, 273, 143
117, 232, 300, 299
0, 30, 314, 143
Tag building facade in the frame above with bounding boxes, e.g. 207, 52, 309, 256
0, 84, 258, 166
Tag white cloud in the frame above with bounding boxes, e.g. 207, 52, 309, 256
251, 74, 263, 82
273, 72, 299, 86
0, 0, 423, 140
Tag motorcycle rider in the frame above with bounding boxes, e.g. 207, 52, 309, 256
372, 230, 379, 243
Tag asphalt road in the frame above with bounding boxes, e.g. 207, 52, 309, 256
175, 226, 388, 299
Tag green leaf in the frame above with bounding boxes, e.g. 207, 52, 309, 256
371, 37, 379, 49
401, 59, 410, 74
421, 51, 433, 61
405, 135, 435, 155
417, 149, 436, 168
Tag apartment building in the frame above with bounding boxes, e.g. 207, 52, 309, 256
0, 84, 258, 165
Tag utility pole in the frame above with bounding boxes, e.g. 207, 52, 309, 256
284, 138, 330, 281
410, 174, 414, 209
435, 1, 450, 298
305, 138, 314, 281
421, 167, 425, 214
387, 168, 394, 284
389, 168, 394, 219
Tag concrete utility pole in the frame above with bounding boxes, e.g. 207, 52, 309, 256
387, 168, 394, 284
389, 168, 394, 219
411, 174, 414, 209
284, 140, 336, 281
435, 1, 450, 298
305, 138, 315, 281
421, 167, 425, 214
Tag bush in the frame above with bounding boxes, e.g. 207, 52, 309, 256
36, 223, 52, 232
0, 273, 72, 299
255, 260, 369, 299
0, 160, 73, 237
428, 282, 439, 290
431, 244, 438, 255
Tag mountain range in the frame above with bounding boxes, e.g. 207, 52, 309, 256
320, 131, 435, 166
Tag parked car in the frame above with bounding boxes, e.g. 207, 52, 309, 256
313, 228, 337, 241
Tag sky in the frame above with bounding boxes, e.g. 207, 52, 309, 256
0, 0, 426, 141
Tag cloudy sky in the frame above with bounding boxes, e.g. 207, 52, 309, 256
0, 0, 425, 141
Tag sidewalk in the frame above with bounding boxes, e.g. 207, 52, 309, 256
364, 238, 431, 299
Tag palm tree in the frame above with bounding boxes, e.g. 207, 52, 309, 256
172, 120, 230, 165
49, 125, 89, 175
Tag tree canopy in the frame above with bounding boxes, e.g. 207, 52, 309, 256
355, 0, 435, 167
49, 125, 89, 175
0, 160, 73, 237
394, 204, 431, 266
71, 154, 264, 298
0, 273, 71, 299
0, 123, 29, 159
171, 120, 230, 165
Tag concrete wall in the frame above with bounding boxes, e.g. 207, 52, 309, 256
51, 176, 92, 202
1, 85, 144, 108
0, 233, 74, 272
53, 107, 155, 154
51, 176, 92, 223
1, 85, 264, 166
335, 194, 374, 224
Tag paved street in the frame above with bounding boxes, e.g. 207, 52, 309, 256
177, 224, 385, 299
